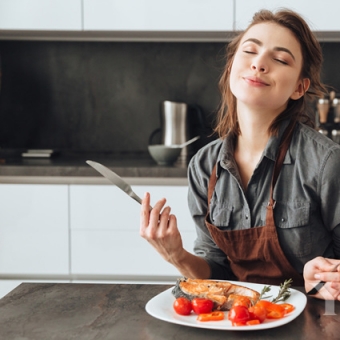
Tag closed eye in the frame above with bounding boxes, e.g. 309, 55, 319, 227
243, 50, 256, 54
275, 59, 288, 65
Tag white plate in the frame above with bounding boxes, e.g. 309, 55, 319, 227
145, 281, 307, 331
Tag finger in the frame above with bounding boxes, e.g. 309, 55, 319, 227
149, 198, 167, 226
310, 258, 338, 276
167, 214, 178, 231
330, 281, 340, 291
315, 271, 340, 282
140, 192, 151, 228
158, 206, 171, 233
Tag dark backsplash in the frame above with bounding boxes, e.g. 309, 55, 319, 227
0, 40, 340, 153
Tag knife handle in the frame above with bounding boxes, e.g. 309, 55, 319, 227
130, 192, 152, 211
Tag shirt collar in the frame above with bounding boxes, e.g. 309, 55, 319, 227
217, 119, 293, 175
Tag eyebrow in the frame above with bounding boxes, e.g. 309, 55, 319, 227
242, 38, 296, 61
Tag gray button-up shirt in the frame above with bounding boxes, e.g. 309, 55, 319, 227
188, 121, 340, 280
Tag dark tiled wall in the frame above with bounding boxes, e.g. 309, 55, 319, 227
0, 40, 340, 152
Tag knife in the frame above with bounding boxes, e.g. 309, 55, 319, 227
86, 160, 151, 209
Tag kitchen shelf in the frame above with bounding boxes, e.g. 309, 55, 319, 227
1, 30, 340, 42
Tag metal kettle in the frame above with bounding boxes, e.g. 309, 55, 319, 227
149, 100, 205, 162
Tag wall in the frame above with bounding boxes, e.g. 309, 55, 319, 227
0, 40, 340, 153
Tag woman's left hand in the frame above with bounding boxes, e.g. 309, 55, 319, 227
303, 256, 340, 300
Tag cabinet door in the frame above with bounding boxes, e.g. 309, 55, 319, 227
235, 1, 340, 31
0, 281, 20, 299
69, 184, 196, 277
83, 0, 233, 31
0, 184, 69, 275
0, 0, 82, 30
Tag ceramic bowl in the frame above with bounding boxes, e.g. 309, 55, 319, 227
148, 145, 182, 165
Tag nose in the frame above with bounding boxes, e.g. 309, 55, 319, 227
251, 56, 267, 73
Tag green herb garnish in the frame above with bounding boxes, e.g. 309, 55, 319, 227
253, 285, 272, 305
271, 279, 293, 303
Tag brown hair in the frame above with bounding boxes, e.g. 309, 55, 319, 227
214, 9, 328, 138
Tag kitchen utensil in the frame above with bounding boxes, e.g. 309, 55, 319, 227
316, 98, 330, 124
149, 101, 205, 162
161, 101, 189, 147
148, 145, 182, 165
332, 97, 340, 123
306, 263, 340, 295
168, 136, 200, 149
331, 129, 340, 143
86, 160, 151, 209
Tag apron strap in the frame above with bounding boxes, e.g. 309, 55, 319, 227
268, 119, 297, 210
208, 164, 218, 210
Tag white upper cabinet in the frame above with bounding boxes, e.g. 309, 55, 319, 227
0, 0, 82, 30
83, 0, 234, 31
1, 0, 340, 38
235, 1, 340, 31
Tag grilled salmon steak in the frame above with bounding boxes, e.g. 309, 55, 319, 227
172, 277, 260, 311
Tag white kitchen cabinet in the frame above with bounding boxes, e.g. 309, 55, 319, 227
69, 184, 197, 278
0, 281, 20, 299
0, 0, 82, 30
0, 184, 69, 275
235, 1, 340, 31
83, 0, 233, 31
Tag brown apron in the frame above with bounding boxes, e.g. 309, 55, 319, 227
205, 120, 304, 286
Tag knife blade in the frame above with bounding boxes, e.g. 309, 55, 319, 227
86, 160, 151, 209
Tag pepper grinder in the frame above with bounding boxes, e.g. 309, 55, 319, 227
316, 96, 330, 137
331, 93, 340, 144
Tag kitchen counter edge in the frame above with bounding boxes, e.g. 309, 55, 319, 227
0, 176, 188, 185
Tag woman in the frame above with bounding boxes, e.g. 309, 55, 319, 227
140, 9, 340, 300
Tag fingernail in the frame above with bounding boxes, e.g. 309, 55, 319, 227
314, 274, 321, 279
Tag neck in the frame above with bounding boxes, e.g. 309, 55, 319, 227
236, 107, 274, 156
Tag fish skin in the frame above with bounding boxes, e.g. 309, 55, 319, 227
172, 277, 260, 311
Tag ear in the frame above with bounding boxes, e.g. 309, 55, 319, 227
290, 78, 310, 100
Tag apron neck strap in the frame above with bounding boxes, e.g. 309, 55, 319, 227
269, 119, 297, 207
271, 119, 296, 190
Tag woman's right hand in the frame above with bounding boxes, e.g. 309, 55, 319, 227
304, 257, 340, 300
139, 192, 185, 265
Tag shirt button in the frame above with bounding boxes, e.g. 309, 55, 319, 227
245, 215, 249, 219
281, 218, 285, 222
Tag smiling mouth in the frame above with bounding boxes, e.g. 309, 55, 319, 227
243, 76, 269, 86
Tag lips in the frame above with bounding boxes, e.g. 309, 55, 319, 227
243, 76, 270, 86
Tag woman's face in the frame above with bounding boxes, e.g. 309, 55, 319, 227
229, 22, 308, 116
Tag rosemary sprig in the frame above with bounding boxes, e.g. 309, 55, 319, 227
271, 278, 293, 303
259, 285, 272, 300
253, 285, 272, 304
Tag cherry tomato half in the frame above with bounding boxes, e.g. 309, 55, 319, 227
191, 298, 214, 314
248, 304, 267, 323
231, 295, 252, 308
256, 300, 285, 319
280, 303, 295, 314
173, 297, 192, 315
228, 305, 251, 325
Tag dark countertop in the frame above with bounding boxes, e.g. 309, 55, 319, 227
0, 283, 339, 340
0, 150, 188, 183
